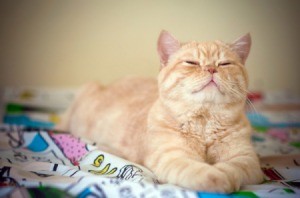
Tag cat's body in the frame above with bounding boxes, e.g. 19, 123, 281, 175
62, 77, 158, 162
56, 31, 263, 192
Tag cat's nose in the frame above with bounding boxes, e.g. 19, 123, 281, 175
206, 66, 217, 74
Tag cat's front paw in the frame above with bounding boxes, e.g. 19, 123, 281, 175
191, 166, 233, 193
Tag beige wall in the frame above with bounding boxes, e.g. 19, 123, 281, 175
0, 0, 299, 94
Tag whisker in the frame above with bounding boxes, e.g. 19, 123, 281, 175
215, 76, 262, 126
245, 98, 262, 126
214, 76, 246, 101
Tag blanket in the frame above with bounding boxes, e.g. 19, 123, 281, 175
0, 124, 300, 198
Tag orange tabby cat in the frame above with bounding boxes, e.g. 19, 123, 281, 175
56, 30, 263, 192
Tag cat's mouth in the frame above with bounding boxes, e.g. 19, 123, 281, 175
192, 79, 221, 94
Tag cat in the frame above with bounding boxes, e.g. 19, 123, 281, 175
56, 30, 264, 193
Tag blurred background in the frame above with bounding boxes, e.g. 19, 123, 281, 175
0, 0, 299, 94
1, 3, 300, 196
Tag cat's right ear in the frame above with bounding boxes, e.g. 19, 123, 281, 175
157, 30, 180, 68
231, 33, 251, 65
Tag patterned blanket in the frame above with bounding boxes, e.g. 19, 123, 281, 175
0, 124, 300, 198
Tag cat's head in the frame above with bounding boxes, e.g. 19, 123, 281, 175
157, 30, 251, 107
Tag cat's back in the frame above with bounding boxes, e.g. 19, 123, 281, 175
68, 77, 158, 137
77, 76, 158, 105
61, 77, 158, 162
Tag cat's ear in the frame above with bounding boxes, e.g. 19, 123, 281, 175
157, 30, 181, 68
231, 33, 251, 64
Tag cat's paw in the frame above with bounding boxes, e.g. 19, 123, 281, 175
191, 166, 233, 193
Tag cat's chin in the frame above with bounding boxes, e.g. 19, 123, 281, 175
192, 81, 221, 94
191, 76, 224, 95
190, 88, 227, 104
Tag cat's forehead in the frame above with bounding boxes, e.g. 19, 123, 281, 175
180, 40, 233, 61
181, 40, 228, 51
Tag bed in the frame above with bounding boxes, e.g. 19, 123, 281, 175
0, 88, 300, 197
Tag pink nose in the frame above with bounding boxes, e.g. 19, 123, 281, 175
206, 67, 217, 74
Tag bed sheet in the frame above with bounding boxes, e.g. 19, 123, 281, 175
0, 125, 300, 198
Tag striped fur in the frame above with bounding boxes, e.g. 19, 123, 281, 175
56, 31, 263, 192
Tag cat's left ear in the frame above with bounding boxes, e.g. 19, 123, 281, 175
157, 30, 181, 68
231, 33, 251, 64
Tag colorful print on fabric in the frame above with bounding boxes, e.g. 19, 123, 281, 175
50, 134, 88, 165
262, 168, 285, 180
1, 125, 300, 198
26, 133, 49, 152
89, 154, 117, 175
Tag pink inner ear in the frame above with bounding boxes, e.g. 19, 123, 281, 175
157, 30, 180, 67
231, 33, 251, 64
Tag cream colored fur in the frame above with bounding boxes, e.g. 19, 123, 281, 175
56, 31, 263, 193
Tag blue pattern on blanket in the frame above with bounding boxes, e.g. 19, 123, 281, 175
26, 133, 49, 152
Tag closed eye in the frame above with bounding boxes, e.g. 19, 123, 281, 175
218, 62, 232, 66
184, 61, 199, 65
